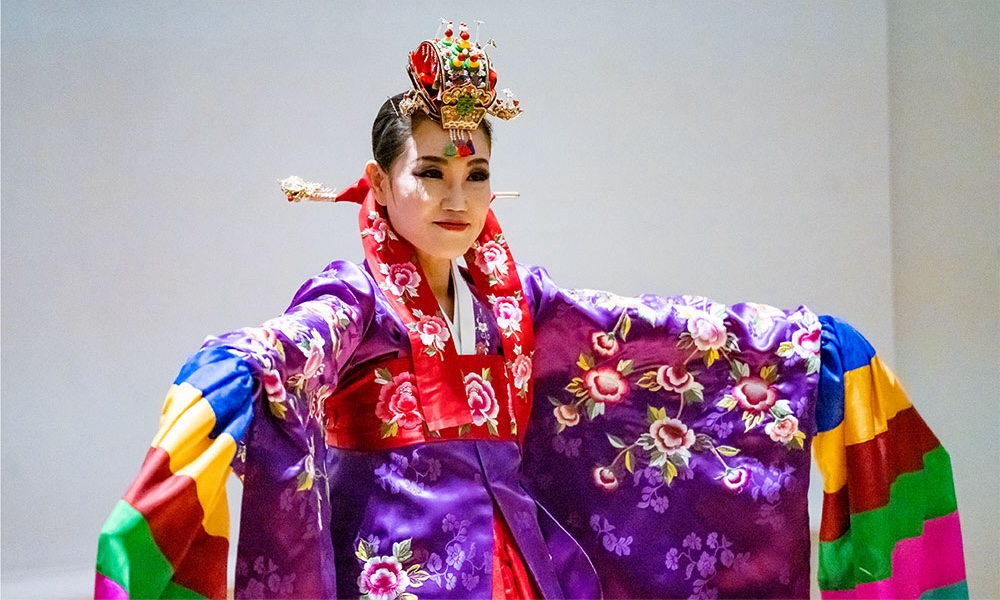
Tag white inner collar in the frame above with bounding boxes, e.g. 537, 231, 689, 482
442, 259, 477, 355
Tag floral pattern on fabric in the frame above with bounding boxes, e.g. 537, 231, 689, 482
464, 370, 500, 436
472, 236, 509, 287
374, 370, 425, 438
373, 451, 442, 496
522, 277, 820, 598
424, 514, 492, 594
664, 531, 751, 600
355, 537, 430, 600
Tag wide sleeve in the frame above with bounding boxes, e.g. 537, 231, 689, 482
94, 261, 373, 600
813, 315, 968, 599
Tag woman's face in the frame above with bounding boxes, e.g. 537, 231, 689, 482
370, 118, 492, 266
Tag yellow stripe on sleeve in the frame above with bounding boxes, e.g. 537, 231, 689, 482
149, 383, 234, 538
813, 422, 847, 494
842, 356, 913, 447
176, 432, 237, 538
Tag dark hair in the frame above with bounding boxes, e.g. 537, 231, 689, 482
372, 92, 493, 169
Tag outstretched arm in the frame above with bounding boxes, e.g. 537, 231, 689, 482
95, 262, 372, 599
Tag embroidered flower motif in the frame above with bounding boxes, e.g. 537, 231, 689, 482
777, 311, 822, 374
592, 467, 620, 491
656, 365, 697, 393
261, 366, 288, 419
649, 417, 696, 457
358, 556, 409, 600
765, 415, 799, 444
356, 538, 429, 600
733, 376, 777, 414
474, 240, 509, 282
566, 355, 634, 420
553, 404, 580, 428
492, 296, 522, 337
687, 311, 728, 352
411, 314, 451, 356
722, 467, 750, 493
766, 400, 806, 449
745, 302, 787, 336
791, 326, 821, 357
375, 371, 424, 437
302, 332, 325, 380
591, 331, 620, 357
717, 361, 786, 431
362, 212, 397, 249
510, 353, 532, 396
465, 371, 500, 433
583, 368, 629, 405
379, 262, 421, 299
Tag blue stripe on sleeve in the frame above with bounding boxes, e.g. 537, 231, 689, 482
817, 315, 878, 433
174, 345, 255, 442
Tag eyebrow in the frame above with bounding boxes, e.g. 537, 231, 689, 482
416, 155, 490, 167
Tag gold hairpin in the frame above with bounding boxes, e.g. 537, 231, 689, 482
280, 176, 337, 203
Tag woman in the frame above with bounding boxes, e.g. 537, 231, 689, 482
96, 22, 968, 600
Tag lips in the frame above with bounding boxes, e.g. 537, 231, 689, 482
434, 221, 470, 231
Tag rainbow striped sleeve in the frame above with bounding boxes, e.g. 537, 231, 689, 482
95, 346, 255, 600
813, 316, 968, 599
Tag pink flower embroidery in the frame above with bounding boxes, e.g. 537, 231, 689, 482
303, 334, 325, 380
584, 367, 629, 404
655, 365, 696, 393
733, 376, 778, 414
649, 417, 696, 456
261, 367, 286, 404
375, 372, 423, 431
357, 555, 411, 600
687, 312, 728, 351
553, 404, 580, 428
362, 215, 393, 246
592, 466, 619, 491
414, 314, 451, 353
474, 240, 509, 279
722, 467, 749, 493
765, 414, 800, 444
591, 332, 620, 357
511, 354, 532, 393
379, 262, 421, 298
791, 326, 821, 358
247, 326, 279, 349
465, 372, 499, 427
493, 297, 522, 335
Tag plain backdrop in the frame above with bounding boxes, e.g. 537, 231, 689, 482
3, 1, 997, 597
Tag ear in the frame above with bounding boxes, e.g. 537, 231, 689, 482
365, 160, 390, 207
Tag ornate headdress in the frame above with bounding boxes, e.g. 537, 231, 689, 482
399, 20, 521, 157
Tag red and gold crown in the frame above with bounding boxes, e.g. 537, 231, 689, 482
400, 21, 521, 157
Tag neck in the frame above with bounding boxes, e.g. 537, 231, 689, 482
419, 253, 455, 320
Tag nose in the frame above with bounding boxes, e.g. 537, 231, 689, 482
440, 178, 467, 212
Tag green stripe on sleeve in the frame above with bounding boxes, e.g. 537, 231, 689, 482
96, 499, 177, 599
818, 445, 958, 590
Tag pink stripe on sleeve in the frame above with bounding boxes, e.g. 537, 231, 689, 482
821, 511, 966, 599
95, 571, 130, 600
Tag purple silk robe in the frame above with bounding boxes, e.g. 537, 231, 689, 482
224, 261, 815, 598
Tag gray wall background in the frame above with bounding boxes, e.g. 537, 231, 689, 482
3, 1, 997, 597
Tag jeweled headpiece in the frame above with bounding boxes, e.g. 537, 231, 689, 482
400, 20, 521, 157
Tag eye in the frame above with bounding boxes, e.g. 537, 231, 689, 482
415, 168, 444, 179
468, 169, 490, 182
